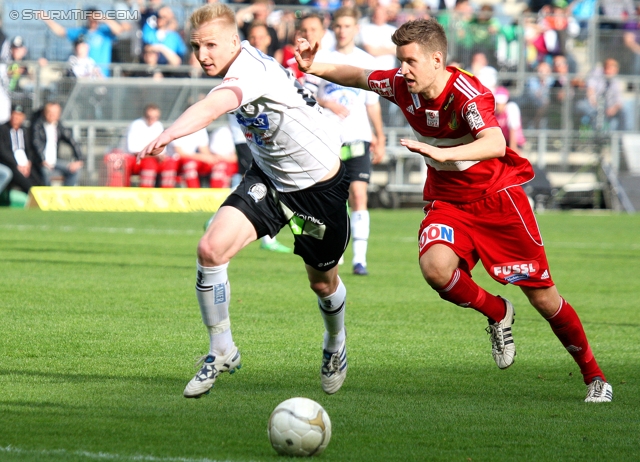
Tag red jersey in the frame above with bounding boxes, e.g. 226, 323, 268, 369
367, 66, 534, 202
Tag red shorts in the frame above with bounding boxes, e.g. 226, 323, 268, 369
418, 186, 554, 288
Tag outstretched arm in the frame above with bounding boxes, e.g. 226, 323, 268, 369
138, 87, 242, 159
294, 38, 371, 91
400, 127, 506, 163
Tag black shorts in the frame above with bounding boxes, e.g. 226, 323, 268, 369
341, 141, 371, 184
223, 162, 350, 271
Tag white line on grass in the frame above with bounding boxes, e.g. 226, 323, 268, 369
0, 445, 257, 462
0, 224, 201, 236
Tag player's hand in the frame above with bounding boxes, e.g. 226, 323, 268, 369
371, 134, 386, 165
138, 132, 173, 160
322, 100, 350, 119
294, 38, 319, 73
400, 139, 447, 163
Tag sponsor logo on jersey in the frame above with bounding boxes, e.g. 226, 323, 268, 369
426, 110, 439, 127
411, 93, 421, 109
505, 273, 530, 283
448, 111, 459, 130
223, 77, 239, 83
465, 102, 485, 130
541, 269, 550, 279
317, 260, 336, 268
492, 261, 539, 280
236, 112, 270, 132
443, 93, 455, 111
419, 224, 454, 251
406, 105, 415, 115
248, 183, 268, 202
214, 283, 226, 304
370, 78, 393, 97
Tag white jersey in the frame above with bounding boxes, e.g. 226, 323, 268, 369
126, 118, 163, 153
211, 41, 341, 192
315, 47, 379, 144
167, 128, 209, 156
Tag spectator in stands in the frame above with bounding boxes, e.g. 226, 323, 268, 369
248, 23, 280, 62
168, 128, 215, 188
0, 104, 40, 193
465, 4, 501, 67
469, 51, 497, 93
31, 102, 84, 186
236, 0, 281, 59
517, 61, 554, 128
623, 6, 640, 77
6, 37, 29, 93
550, 54, 579, 104
126, 103, 178, 187
358, 4, 397, 70
436, 0, 474, 67
141, 6, 187, 65
494, 87, 526, 154
127, 44, 165, 79
575, 58, 625, 131
208, 125, 238, 189
536, 0, 580, 71
41, 8, 126, 77
67, 36, 103, 79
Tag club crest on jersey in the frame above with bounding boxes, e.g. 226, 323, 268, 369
491, 261, 540, 284
370, 78, 393, 97
242, 103, 256, 116
426, 110, 439, 127
465, 102, 485, 130
419, 224, 454, 251
448, 111, 459, 130
443, 93, 455, 111
248, 183, 268, 202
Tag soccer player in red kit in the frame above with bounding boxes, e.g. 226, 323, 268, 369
295, 18, 612, 402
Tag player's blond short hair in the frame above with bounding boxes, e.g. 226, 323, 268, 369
190, 4, 238, 33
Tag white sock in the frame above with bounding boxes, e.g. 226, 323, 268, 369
196, 262, 234, 356
351, 210, 369, 267
317, 277, 346, 351
262, 235, 276, 245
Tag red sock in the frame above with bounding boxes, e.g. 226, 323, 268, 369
546, 297, 605, 384
437, 268, 506, 323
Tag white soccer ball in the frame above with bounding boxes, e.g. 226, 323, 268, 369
268, 397, 332, 457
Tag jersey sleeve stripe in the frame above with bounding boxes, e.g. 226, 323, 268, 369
453, 76, 480, 100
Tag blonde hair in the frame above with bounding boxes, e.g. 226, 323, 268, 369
190, 4, 238, 33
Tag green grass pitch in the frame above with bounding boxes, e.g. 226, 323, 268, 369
1, 208, 639, 461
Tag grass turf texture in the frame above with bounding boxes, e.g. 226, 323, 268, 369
1, 209, 639, 461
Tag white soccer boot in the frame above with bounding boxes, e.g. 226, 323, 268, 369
320, 337, 347, 394
183, 346, 242, 398
585, 377, 613, 402
486, 298, 516, 369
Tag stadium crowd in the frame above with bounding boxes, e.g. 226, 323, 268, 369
0, 0, 638, 195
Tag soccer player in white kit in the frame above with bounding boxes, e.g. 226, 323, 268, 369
313, 7, 386, 275
138, 4, 350, 398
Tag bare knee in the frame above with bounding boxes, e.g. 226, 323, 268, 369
307, 266, 339, 298
419, 245, 460, 289
521, 286, 561, 317
197, 235, 229, 267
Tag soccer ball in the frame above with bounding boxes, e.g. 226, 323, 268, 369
268, 397, 332, 457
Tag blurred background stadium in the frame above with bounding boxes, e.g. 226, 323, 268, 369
1, 0, 639, 211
